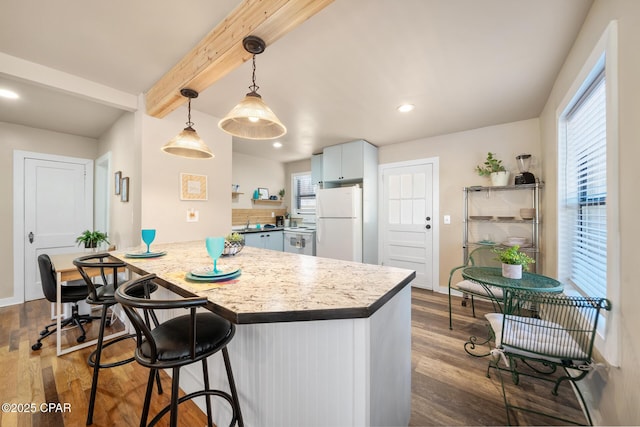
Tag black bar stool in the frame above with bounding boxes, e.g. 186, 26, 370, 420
115, 273, 243, 427
73, 253, 162, 425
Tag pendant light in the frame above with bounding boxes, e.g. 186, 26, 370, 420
162, 88, 214, 159
218, 36, 286, 140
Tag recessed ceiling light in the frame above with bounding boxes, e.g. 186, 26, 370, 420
397, 104, 415, 113
273, 142, 282, 148
0, 88, 19, 99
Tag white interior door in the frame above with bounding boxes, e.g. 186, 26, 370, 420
24, 157, 92, 301
380, 162, 434, 290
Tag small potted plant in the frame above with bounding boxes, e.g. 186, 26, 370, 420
278, 188, 285, 200
76, 230, 110, 251
475, 152, 510, 186
493, 245, 535, 279
223, 232, 245, 256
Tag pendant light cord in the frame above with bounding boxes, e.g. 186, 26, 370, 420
186, 97, 194, 127
249, 55, 260, 94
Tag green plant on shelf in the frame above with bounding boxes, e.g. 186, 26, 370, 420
475, 152, 506, 177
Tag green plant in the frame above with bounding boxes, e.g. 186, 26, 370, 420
475, 152, 506, 176
225, 232, 244, 243
278, 188, 285, 198
493, 245, 535, 270
76, 230, 109, 248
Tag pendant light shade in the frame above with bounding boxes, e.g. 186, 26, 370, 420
218, 36, 286, 140
162, 89, 214, 159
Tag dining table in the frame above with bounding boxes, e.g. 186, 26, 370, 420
49, 252, 128, 356
111, 240, 416, 427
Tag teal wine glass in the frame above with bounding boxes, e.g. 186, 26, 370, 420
205, 237, 225, 274
141, 229, 156, 253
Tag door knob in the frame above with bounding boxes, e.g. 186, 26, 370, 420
425, 225, 431, 230
28, 231, 34, 243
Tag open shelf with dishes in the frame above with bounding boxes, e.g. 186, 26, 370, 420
463, 182, 543, 272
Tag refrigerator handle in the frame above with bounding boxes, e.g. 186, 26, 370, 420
316, 221, 322, 243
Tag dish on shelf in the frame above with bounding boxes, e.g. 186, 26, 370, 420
469, 215, 493, 220
497, 216, 515, 220
501, 241, 532, 248
476, 240, 496, 245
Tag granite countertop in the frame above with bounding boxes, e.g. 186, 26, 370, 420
234, 226, 284, 234
113, 241, 415, 324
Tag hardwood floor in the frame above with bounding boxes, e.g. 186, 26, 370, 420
0, 289, 586, 426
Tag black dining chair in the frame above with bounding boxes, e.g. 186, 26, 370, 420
31, 254, 98, 351
73, 253, 162, 425
115, 273, 243, 427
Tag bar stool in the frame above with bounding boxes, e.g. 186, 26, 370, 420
115, 273, 243, 427
73, 253, 162, 425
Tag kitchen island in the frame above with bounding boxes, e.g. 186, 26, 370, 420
113, 241, 415, 427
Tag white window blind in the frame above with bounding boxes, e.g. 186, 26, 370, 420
293, 173, 316, 214
561, 70, 607, 298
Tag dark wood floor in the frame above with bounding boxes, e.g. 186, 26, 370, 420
0, 289, 586, 426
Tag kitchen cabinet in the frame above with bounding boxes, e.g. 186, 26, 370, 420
311, 154, 323, 186
463, 182, 543, 272
322, 140, 372, 182
243, 230, 284, 251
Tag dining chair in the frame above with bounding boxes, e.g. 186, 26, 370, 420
73, 253, 162, 425
115, 273, 243, 427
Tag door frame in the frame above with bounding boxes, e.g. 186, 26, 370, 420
377, 157, 440, 291
9, 150, 93, 307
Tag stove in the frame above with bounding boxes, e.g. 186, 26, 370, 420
283, 227, 316, 255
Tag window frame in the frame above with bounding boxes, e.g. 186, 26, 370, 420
555, 21, 620, 366
290, 171, 316, 218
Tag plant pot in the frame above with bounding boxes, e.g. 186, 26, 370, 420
502, 263, 522, 279
490, 171, 510, 186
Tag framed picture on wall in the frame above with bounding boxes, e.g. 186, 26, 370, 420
114, 171, 122, 195
121, 177, 129, 202
180, 173, 208, 201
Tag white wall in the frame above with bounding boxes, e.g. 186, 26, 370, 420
232, 151, 286, 209
538, 0, 640, 424
0, 122, 98, 300
379, 118, 541, 289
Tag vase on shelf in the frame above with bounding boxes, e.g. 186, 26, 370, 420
490, 171, 510, 186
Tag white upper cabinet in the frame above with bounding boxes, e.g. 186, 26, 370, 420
311, 154, 323, 185
322, 140, 367, 182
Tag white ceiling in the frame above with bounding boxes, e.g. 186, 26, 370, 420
0, 0, 593, 163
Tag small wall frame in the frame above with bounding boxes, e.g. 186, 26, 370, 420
121, 177, 129, 202
114, 171, 122, 195
180, 173, 208, 201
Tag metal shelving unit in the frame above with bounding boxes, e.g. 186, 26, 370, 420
463, 182, 543, 272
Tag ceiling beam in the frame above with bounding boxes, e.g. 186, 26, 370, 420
145, 0, 334, 118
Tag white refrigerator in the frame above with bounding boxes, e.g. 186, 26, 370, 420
316, 186, 363, 262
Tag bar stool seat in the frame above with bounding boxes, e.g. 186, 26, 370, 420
73, 253, 161, 425
115, 273, 243, 427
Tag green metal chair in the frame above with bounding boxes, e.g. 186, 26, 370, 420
485, 289, 611, 425
448, 246, 503, 329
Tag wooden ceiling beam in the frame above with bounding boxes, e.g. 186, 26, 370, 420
145, 0, 334, 118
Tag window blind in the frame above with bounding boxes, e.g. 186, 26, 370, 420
294, 174, 316, 214
562, 70, 607, 298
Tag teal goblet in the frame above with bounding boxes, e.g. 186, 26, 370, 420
141, 229, 156, 253
205, 237, 225, 274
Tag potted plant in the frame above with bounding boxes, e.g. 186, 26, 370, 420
475, 152, 510, 186
493, 245, 535, 279
278, 188, 285, 200
223, 232, 245, 256
76, 230, 110, 251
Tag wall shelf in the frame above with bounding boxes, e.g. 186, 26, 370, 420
252, 199, 282, 205
232, 192, 244, 197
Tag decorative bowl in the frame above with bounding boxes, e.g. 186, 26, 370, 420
223, 241, 244, 256
520, 208, 536, 219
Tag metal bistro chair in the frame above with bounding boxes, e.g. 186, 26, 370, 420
448, 246, 504, 329
73, 253, 162, 425
32, 254, 100, 351
115, 273, 243, 427
485, 289, 611, 425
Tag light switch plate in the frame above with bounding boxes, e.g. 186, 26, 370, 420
444, 215, 451, 224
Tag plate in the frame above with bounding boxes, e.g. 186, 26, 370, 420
125, 251, 167, 258
501, 241, 532, 248
190, 267, 240, 278
469, 215, 493, 220
185, 270, 241, 282
497, 216, 515, 220
476, 240, 496, 245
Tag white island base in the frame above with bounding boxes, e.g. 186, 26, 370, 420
177, 285, 411, 427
